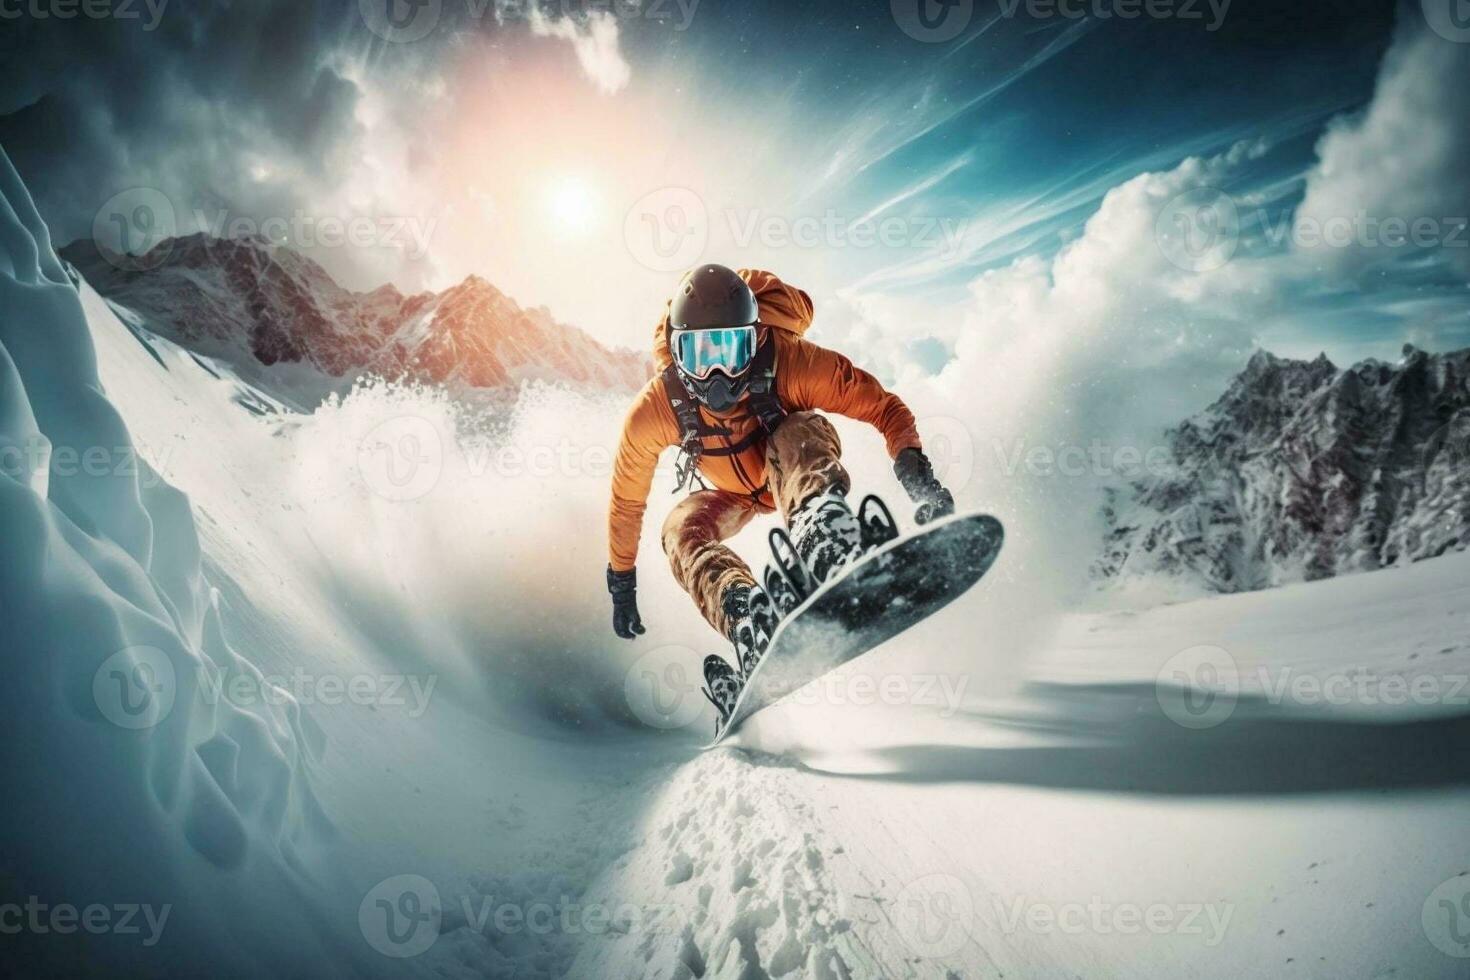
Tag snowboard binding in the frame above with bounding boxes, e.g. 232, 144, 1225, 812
702, 654, 741, 736
856, 494, 900, 550
762, 493, 899, 613
704, 492, 905, 736
722, 582, 778, 678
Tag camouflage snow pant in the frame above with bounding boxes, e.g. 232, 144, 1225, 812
661, 411, 848, 638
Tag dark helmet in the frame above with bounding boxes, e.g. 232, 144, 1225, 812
668, 264, 760, 413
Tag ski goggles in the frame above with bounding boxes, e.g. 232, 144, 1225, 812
672, 325, 757, 381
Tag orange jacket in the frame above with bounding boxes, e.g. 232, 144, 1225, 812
607, 270, 922, 571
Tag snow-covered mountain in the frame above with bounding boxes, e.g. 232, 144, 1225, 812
61, 234, 651, 395
1095, 345, 1470, 593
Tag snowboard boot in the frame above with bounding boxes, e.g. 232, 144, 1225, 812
721, 581, 778, 678
788, 488, 864, 586
702, 654, 742, 734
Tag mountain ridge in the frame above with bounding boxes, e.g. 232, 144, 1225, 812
60, 233, 651, 395
1094, 343, 1470, 593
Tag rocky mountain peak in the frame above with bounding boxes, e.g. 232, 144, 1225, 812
1095, 345, 1469, 593
60, 234, 650, 395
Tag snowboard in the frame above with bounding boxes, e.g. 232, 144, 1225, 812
704, 511, 1004, 747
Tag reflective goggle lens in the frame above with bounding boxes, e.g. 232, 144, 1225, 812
674, 325, 756, 380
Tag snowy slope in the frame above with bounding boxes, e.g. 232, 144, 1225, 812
7, 144, 1469, 980
0, 148, 373, 978
1, 146, 683, 979
573, 550, 1470, 978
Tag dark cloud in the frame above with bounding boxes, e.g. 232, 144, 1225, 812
0, 0, 365, 248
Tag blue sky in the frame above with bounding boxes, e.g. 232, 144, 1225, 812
1, 0, 1465, 368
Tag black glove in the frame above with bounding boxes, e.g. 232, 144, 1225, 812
606, 565, 646, 639
893, 447, 956, 526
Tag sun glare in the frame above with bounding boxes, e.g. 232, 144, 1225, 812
548, 178, 599, 235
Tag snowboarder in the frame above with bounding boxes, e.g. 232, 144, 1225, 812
605, 264, 955, 724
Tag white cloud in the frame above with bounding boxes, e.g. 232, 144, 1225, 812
922, 145, 1271, 450
527, 8, 632, 96
1295, 20, 1470, 274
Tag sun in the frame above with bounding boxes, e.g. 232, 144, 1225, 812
547, 177, 600, 236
